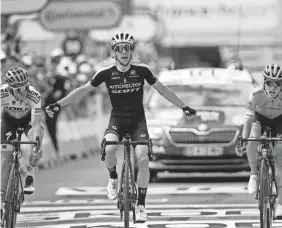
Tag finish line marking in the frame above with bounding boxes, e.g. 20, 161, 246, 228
56, 186, 248, 196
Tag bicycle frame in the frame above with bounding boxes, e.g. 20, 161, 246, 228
1, 128, 38, 228
255, 143, 277, 203
101, 133, 153, 228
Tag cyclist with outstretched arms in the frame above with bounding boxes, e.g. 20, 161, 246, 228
236, 64, 282, 217
46, 32, 196, 222
1, 67, 44, 211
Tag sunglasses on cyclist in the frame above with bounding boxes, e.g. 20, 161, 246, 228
265, 80, 282, 88
8, 85, 29, 93
114, 44, 133, 53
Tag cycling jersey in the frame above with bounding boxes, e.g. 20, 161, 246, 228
1, 84, 42, 119
90, 62, 158, 115
246, 85, 282, 119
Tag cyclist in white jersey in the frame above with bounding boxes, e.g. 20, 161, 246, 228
236, 64, 282, 218
46, 32, 197, 222
1, 67, 44, 207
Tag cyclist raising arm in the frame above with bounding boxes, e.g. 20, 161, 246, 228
237, 64, 282, 218
1, 67, 44, 205
46, 32, 196, 223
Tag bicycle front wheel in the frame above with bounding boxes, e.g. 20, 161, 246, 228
259, 159, 272, 228
4, 163, 18, 228
123, 161, 130, 228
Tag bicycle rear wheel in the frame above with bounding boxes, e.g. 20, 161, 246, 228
259, 159, 272, 228
123, 161, 130, 228
3, 163, 18, 228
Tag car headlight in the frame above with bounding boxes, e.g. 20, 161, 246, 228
148, 127, 163, 139
232, 115, 245, 126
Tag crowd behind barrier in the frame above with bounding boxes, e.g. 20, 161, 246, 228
1, 21, 177, 171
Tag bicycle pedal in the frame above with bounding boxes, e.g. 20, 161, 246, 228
23, 190, 34, 195
135, 220, 146, 224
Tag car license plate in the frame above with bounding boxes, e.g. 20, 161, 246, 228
184, 147, 223, 156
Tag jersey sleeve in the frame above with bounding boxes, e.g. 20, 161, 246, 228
90, 69, 105, 87
27, 87, 42, 116
31, 96, 42, 116
143, 65, 158, 85
246, 90, 256, 117
1, 85, 9, 105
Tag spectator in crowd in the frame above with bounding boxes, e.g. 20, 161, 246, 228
1, 21, 23, 57
44, 73, 69, 154
42, 52, 70, 154
1, 50, 7, 79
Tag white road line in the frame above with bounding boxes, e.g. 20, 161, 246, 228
56, 186, 248, 196
23, 198, 168, 206
16, 220, 282, 228
19, 207, 259, 216
21, 204, 258, 212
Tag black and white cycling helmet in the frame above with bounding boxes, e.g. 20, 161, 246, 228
5, 66, 29, 87
111, 32, 134, 50
263, 64, 282, 80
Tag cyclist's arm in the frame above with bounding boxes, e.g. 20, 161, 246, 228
242, 92, 256, 139
57, 82, 93, 108
242, 115, 254, 139
31, 100, 42, 142
152, 80, 185, 109
143, 65, 185, 109
57, 68, 105, 108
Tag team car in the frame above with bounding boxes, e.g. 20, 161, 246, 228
145, 67, 256, 180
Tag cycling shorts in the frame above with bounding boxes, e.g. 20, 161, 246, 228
1, 112, 32, 142
104, 114, 149, 142
254, 112, 282, 137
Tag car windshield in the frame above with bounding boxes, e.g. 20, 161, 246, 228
149, 81, 253, 108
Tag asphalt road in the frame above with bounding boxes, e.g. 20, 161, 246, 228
16, 153, 282, 228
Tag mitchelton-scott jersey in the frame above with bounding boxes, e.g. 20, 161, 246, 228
246, 85, 282, 119
1, 84, 42, 119
90, 62, 158, 115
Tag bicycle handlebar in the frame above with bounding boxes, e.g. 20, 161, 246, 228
240, 136, 282, 142
101, 138, 153, 161
2, 140, 38, 145
2, 136, 40, 151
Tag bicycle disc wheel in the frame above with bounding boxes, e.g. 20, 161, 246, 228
259, 159, 271, 228
4, 164, 17, 228
123, 161, 130, 228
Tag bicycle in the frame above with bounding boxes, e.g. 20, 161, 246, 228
239, 126, 281, 228
1, 127, 39, 228
101, 133, 153, 228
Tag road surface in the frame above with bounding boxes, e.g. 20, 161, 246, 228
16, 153, 282, 228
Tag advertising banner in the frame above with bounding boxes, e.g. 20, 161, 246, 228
133, 0, 279, 46
40, 0, 122, 31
